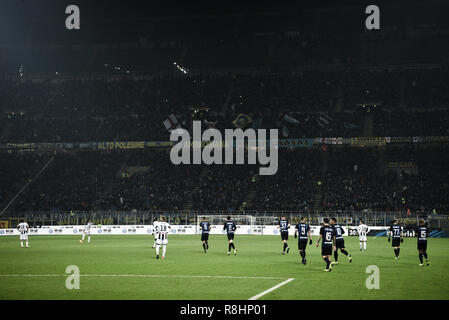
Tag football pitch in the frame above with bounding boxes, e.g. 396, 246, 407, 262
1, 235, 448, 300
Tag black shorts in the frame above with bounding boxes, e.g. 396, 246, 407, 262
227, 233, 235, 241
392, 238, 401, 247
321, 243, 333, 256
335, 238, 345, 249
417, 240, 427, 251
281, 231, 289, 241
201, 233, 209, 241
298, 239, 308, 251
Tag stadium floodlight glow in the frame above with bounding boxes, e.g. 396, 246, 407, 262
173, 61, 189, 74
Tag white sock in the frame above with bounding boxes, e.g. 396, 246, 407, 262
360, 242, 362, 250
156, 245, 160, 255
162, 245, 166, 257
88, 236, 91, 243
20, 241, 23, 247
364, 241, 366, 250
82, 234, 85, 241
26, 241, 29, 247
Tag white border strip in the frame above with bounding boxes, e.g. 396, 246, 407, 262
248, 278, 295, 300
0, 274, 287, 280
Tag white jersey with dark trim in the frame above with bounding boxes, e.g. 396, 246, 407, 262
17, 222, 29, 234
357, 224, 370, 237
154, 222, 171, 241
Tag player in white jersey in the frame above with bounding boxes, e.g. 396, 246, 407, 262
357, 220, 370, 251
153, 216, 171, 259
17, 220, 30, 248
80, 219, 93, 244
152, 218, 159, 249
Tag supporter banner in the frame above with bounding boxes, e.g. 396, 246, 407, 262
386, 137, 413, 144
1, 136, 448, 151
146, 141, 175, 147
351, 137, 386, 146
277, 138, 314, 148
97, 141, 146, 150
386, 136, 449, 144
418, 136, 449, 143
3, 143, 36, 150
386, 161, 416, 168
315, 137, 343, 145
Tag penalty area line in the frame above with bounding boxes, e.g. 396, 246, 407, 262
248, 278, 295, 300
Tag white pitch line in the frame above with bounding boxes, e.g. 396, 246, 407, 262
0, 274, 287, 280
248, 278, 295, 300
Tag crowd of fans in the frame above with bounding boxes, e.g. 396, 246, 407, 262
1, 145, 448, 214
1, 2, 448, 217
1, 67, 449, 144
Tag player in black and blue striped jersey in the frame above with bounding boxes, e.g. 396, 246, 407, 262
294, 217, 312, 265
330, 218, 352, 264
278, 216, 290, 255
316, 218, 335, 272
388, 219, 404, 259
223, 216, 237, 255
416, 219, 429, 266
199, 217, 211, 253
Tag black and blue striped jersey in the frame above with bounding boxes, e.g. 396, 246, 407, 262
223, 221, 236, 234
320, 226, 335, 245
390, 225, 402, 238
279, 219, 289, 232
333, 224, 345, 240
295, 223, 310, 239
199, 221, 211, 234
416, 226, 428, 241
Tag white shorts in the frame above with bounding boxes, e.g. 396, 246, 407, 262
156, 239, 168, 245
20, 234, 28, 241
359, 235, 367, 241
84, 230, 91, 235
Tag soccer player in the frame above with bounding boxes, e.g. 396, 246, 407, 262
316, 218, 335, 272
278, 216, 290, 254
357, 220, 370, 251
416, 219, 429, 266
17, 220, 30, 248
294, 217, 312, 264
154, 216, 171, 259
199, 217, 211, 253
330, 218, 352, 264
388, 219, 404, 259
80, 219, 93, 244
223, 216, 237, 255
152, 217, 159, 249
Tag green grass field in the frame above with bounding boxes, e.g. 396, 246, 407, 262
1, 235, 448, 300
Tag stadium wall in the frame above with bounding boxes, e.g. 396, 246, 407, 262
0, 225, 381, 236
2, 225, 448, 237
